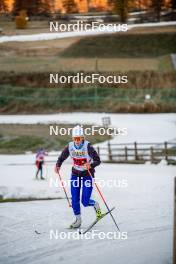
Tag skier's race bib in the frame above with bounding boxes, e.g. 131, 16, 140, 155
69, 140, 92, 171
73, 157, 87, 166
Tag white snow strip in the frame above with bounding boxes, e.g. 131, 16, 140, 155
0, 113, 175, 144
0, 155, 63, 200
171, 53, 176, 69
0, 21, 176, 43
0, 161, 175, 264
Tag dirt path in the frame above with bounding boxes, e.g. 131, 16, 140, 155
0, 37, 81, 56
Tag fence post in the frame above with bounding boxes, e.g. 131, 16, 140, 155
95, 58, 99, 72
150, 147, 154, 163
174, 177, 176, 264
164, 141, 168, 161
134, 142, 138, 160
108, 141, 112, 162
97, 146, 100, 156
125, 147, 128, 161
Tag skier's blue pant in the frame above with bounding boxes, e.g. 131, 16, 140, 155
71, 174, 95, 215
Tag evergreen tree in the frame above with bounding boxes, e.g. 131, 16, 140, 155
150, 0, 166, 21
0, 0, 8, 13
13, 0, 52, 15
40, 0, 53, 15
113, 0, 129, 23
171, 0, 176, 9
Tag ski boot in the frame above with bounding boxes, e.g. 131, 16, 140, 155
94, 201, 102, 220
70, 215, 81, 229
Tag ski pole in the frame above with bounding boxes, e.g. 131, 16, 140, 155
57, 170, 72, 208
87, 168, 120, 231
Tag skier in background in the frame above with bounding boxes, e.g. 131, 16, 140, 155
35, 148, 47, 180
55, 125, 102, 229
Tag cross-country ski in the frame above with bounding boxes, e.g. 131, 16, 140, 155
79, 207, 115, 234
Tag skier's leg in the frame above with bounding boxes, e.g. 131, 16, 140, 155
81, 176, 95, 207
40, 163, 44, 180
70, 175, 81, 228
36, 169, 39, 179
71, 175, 81, 215
82, 176, 102, 219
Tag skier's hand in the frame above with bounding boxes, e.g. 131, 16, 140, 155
55, 166, 60, 174
83, 163, 91, 170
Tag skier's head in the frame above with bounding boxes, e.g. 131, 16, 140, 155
72, 125, 84, 147
38, 148, 43, 153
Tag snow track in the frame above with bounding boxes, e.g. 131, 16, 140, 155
0, 163, 174, 264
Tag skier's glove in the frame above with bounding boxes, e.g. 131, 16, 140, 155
55, 166, 60, 174
83, 163, 91, 170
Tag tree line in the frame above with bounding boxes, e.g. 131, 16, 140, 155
114, 0, 176, 22
0, 0, 176, 20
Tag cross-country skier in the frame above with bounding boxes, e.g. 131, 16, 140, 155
55, 125, 102, 228
35, 148, 47, 180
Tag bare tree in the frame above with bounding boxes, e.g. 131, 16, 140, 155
0, 0, 8, 13
63, 0, 78, 13
13, 0, 52, 15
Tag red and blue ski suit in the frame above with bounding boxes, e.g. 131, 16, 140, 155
56, 140, 101, 215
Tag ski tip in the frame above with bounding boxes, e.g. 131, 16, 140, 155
35, 230, 41, 235
66, 226, 82, 231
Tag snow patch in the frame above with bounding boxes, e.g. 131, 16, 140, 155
0, 21, 176, 43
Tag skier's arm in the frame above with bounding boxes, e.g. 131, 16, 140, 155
55, 145, 69, 171
88, 143, 101, 169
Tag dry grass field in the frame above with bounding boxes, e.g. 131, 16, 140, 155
0, 123, 110, 153
0, 25, 175, 72
0, 23, 175, 113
